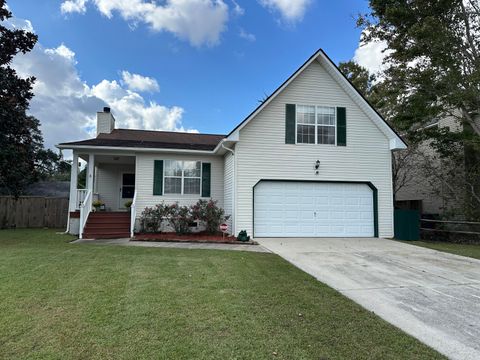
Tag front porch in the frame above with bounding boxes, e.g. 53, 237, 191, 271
68, 152, 137, 239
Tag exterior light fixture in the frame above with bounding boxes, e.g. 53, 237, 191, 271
314, 160, 320, 175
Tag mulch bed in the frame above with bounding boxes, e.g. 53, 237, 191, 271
133, 232, 257, 245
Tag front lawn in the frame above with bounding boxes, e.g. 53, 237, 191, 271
0, 229, 442, 359
406, 240, 480, 260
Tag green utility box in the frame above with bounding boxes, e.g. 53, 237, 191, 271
394, 209, 420, 241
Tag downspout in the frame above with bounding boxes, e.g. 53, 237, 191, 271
221, 142, 235, 236
64, 213, 70, 234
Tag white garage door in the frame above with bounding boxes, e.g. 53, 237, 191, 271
254, 181, 374, 237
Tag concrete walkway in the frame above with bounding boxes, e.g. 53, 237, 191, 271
72, 238, 270, 253
257, 237, 480, 360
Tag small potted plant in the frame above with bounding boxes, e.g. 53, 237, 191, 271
124, 200, 133, 209
92, 200, 104, 212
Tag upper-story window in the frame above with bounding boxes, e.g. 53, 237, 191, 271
164, 160, 201, 195
296, 105, 336, 145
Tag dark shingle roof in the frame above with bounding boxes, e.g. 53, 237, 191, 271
59, 129, 226, 151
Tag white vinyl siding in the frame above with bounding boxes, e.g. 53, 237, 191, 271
234, 59, 394, 238
223, 151, 234, 234
135, 153, 224, 219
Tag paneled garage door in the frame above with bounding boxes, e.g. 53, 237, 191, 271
254, 181, 374, 237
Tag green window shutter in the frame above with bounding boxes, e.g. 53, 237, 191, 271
285, 104, 296, 144
153, 160, 163, 195
201, 163, 211, 197
337, 107, 347, 146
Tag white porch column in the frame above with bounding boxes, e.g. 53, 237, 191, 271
69, 152, 79, 212
87, 153, 95, 192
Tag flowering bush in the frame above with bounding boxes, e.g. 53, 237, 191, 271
168, 203, 193, 234
191, 199, 230, 234
139, 200, 229, 235
140, 207, 160, 233
140, 202, 172, 232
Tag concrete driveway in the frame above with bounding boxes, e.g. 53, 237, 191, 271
257, 237, 480, 360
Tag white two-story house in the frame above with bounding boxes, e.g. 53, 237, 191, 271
57, 49, 406, 239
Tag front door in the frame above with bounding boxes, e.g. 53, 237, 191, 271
120, 173, 135, 207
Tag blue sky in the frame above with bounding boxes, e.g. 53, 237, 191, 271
6, 0, 380, 149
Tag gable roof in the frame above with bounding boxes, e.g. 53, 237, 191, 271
57, 49, 406, 152
227, 49, 407, 150
58, 129, 225, 151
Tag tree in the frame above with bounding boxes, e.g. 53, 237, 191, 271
357, 0, 480, 138
0, 0, 60, 196
356, 0, 480, 219
338, 61, 378, 103
339, 60, 422, 201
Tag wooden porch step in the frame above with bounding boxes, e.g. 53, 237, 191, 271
84, 225, 130, 232
89, 212, 130, 218
83, 232, 130, 239
83, 212, 131, 239
87, 218, 130, 225
84, 227, 130, 234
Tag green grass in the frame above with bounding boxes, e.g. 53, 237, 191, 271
407, 240, 480, 260
0, 229, 443, 360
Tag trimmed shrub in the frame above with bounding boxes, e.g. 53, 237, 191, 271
168, 203, 193, 235
140, 207, 160, 233
140, 200, 229, 235
191, 199, 230, 234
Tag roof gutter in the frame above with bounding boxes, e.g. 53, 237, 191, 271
55, 144, 219, 155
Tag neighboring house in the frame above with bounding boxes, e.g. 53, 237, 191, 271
395, 114, 479, 218
57, 49, 406, 239
25, 181, 70, 198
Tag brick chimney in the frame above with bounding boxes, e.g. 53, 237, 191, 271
97, 107, 115, 136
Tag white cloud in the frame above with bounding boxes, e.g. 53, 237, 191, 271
121, 71, 160, 92
259, 0, 311, 22
46, 44, 76, 61
11, 38, 195, 151
61, 0, 88, 14
61, 0, 229, 47
91, 79, 185, 131
3, 16, 34, 32
239, 28, 255, 41
353, 34, 390, 74
232, 0, 244, 16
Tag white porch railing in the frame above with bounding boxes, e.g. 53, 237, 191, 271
130, 190, 137, 238
76, 189, 88, 210
79, 189, 92, 239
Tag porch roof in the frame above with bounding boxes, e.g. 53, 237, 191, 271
58, 129, 226, 151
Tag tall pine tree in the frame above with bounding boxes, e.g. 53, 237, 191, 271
0, 0, 59, 196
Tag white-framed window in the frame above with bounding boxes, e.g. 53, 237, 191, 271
296, 105, 316, 144
296, 105, 336, 145
164, 160, 201, 195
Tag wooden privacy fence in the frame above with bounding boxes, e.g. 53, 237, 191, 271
421, 218, 480, 243
0, 196, 69, 229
